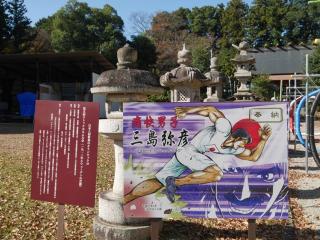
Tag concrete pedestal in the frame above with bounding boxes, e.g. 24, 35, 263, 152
94, 190, 155, 240
93, 217, 150, 240
234, 91, 254, 101
98, 191, 125, 224
98, 191, 150, 225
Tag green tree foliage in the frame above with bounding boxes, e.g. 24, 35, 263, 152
36, 0, 126, 64
251, 74, 278, 100
217, 48, 237, 79
217, 47, 238, 97
189, 37, 211, 73
0, 0, 9, 51
214, 0, 248, 96
147, 89, 170, 102
310, 46, 320, 85
310, 46, 320, 73
35, 16, 54, 34
90, 4, 126, 63
130, 34, 157, 71
283, 0, 320, 45
220, 0, 248, 48
188, 5, 224, 42
247, 0, 287, 47
148, 6, 224, 74
7, 0, 31, 52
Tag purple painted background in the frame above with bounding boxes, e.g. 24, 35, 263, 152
123, 102, 288, 219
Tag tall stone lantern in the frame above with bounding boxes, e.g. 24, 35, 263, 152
160, 44, 213, 102
231, 41, 255, 101
91, 44, 163, 240
204, 51, 224, 102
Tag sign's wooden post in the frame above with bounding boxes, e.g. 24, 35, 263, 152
57, 204, 65, 240
248, 219, 256, 240
150, 220, 161, 240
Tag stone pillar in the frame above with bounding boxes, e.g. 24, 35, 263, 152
204, 51, 224, 102
231, 41, 255, 101
113, 140, 124, 196
91, 44, 163, 240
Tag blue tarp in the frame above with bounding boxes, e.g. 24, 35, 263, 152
17, 92, 36, 117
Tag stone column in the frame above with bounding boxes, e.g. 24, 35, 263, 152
204, 51, 224, 102
113, 140, 124, 196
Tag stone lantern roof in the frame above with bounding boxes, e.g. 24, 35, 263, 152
231, 41, 255, 64
160, 44, 208, 89
91, 44, 163, 96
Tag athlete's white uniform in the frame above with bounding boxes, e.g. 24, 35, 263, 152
155, 118, 245, 185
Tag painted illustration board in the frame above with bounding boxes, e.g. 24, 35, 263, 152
31, 100, 99, 207
123, 102, 288, 219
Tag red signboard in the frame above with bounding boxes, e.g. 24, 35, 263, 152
31, 100, 99, 207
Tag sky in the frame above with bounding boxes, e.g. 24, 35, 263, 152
25, 0, 252, 38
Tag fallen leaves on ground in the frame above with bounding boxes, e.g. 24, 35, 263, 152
0, 124, 317, 239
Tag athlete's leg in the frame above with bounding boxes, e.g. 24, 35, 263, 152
175, 165, 223, 186
174, 145, 224, 186
124, 178, 163, 205
125, 155, 187, 204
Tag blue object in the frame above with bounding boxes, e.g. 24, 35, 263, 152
295, 89, 320, 146
165, 176, 177, 203
17, 92, 36, 117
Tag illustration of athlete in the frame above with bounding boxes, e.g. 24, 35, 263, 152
124, 106, 272, 205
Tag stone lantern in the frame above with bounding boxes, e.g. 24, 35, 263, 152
231, 41, 255, 101
91, 44, 163, 240
160, 44, 212, 102
204, 51, 224, 102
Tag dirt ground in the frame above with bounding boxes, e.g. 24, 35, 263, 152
0, 122, 319, 239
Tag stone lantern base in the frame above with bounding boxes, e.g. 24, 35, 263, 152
93, 217, 150, 240
234, 92, 254, 101
93, 191, 151, 240
204, 94, 224, 102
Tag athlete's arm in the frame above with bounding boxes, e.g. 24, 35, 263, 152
236, 125, 272, 161
175, 106, 225, 123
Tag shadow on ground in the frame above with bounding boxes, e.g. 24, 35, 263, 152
0, 123, 33, 134
289, 165, 319, 171
290, 187, 320, 200
159, 219, 315, 239
289, 149, 312, 158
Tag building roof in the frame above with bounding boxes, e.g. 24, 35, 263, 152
250, 45, 315, 76
0, 51, 114, 83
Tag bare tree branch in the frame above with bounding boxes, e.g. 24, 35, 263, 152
129, 11, 153, 35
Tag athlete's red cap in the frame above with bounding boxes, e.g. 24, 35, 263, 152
232, 119, 261, 150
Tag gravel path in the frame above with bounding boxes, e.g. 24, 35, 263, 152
288, 121, 320, 239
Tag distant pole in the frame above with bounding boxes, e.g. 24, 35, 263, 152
36, 61, 40, 100
280, 80, 283, 101
294, 73, 297, 151
305, 55, 309, 174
